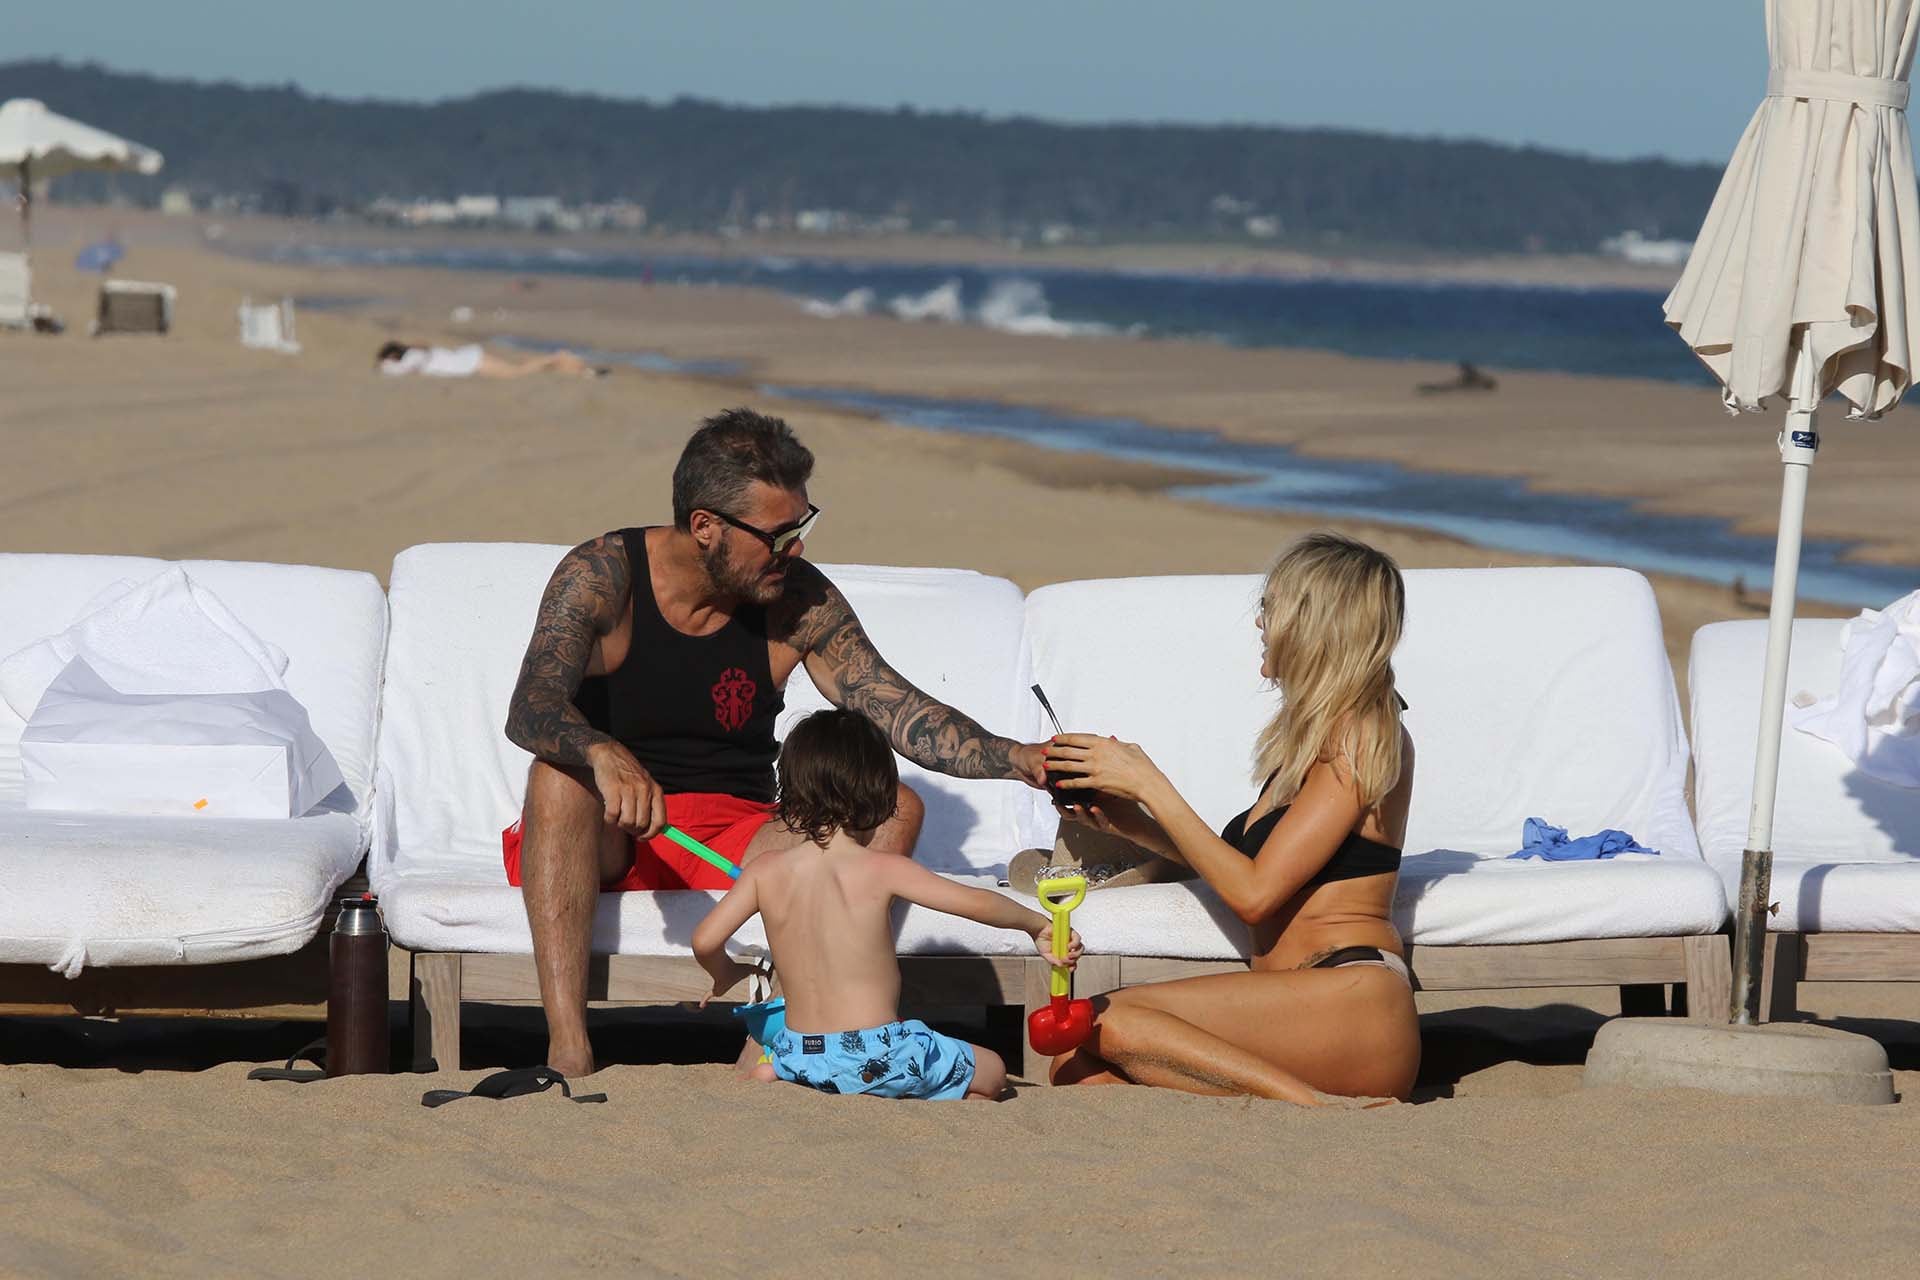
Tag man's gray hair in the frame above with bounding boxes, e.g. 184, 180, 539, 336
671, 408, 815, 529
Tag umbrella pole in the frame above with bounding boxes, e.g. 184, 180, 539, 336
1731, 338, 1820, 1024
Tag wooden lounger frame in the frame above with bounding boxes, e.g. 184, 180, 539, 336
404, 932, 1731, 1081
1759, 933, 1920, 1021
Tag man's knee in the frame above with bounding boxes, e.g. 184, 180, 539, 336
869, 782, 925, 858
525, 760, 599, 821
523, 761, 626, 881
894, 782, 925, 834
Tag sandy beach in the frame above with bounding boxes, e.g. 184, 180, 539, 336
5, 210, 1920, 1276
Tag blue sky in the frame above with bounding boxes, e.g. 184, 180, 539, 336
12, 1, 1762, 164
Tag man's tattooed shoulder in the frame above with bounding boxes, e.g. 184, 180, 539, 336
767, 558, 847, 652
553, 531, 631, 626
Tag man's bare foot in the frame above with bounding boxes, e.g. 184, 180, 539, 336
546, 1044, 597, 1078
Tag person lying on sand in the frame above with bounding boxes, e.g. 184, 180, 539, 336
375, 339, 605, 378
692, 709, 1082, 1100
501, 408, 1052, 1077
1043, 532, 1419, 1105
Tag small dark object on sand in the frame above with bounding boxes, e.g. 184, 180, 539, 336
1417, 361, 1498, 394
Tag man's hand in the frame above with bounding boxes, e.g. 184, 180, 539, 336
588, 742, 666, 837
1007, 742, 1050, 790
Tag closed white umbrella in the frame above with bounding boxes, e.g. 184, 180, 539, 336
0, 98, 164, 247
1664, 0, 1920, 1023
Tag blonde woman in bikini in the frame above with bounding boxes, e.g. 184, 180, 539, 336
1044, 532, 1420, 1104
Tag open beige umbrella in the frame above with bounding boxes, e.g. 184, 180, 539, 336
1664, 0, 1920, 1023
0, 98, 164, 248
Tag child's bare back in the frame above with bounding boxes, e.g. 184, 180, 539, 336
750, 830, 915, 1035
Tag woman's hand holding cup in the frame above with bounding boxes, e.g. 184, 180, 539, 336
1044, 733, 1164, 812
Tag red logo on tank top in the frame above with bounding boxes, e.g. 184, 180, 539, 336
711, 667, 758, 732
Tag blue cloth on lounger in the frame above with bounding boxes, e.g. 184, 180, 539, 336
765, 1018, 975, 1100
1506, 817, 1657, 861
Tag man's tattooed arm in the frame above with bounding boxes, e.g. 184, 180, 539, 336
776, 562, 1024, 780
503, 534, 629, 766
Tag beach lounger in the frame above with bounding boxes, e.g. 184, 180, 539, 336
0, 555, 388, 1023
92, 279, 176, 336
1690, 619, 1920, 1018
1020, 568, 1731, 1061
0, 252, 31, 330
237, 295, 301, 354
373, 543, 1045, 1071
0, 251, 58, 333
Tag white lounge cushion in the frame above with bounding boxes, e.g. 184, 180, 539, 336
371, 542, 1037, 952
379, 873, 1043, 959
1691, 619, 1920, 931
0, 812, 363, 972
1024, 568, 1724, 951
0, 554, 387, 970
1063, 858, 1730, 960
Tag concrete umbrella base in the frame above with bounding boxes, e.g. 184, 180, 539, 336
1584, 1018, 1894, 1105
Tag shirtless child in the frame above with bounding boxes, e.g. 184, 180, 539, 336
692, 710, 1083, 1100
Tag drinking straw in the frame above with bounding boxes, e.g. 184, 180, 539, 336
662, 825, 742, 880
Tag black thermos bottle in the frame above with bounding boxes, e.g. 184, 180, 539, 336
326, 894, 390, 1076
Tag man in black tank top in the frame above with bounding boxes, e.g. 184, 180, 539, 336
503, 409, 1051, 1077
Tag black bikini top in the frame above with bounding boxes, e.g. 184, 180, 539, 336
1220, 692, 1407, 885
1219, 802, 1402, 884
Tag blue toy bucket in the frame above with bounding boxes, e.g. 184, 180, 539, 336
735, 997, 787, 1047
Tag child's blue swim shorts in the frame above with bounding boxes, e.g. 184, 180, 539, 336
765, 1018, 975, 1100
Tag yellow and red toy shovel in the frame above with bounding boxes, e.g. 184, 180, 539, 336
1026, 873, 1094, 1056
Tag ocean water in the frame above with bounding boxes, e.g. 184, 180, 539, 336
261, 241, 1708, 383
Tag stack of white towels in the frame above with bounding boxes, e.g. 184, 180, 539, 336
0, 567, 340, 818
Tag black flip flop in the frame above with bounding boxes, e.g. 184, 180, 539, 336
420, 1065, 607, 1108
246, 1038, 328, 1084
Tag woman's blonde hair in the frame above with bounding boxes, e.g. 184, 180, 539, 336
1252, 532, 1406, 811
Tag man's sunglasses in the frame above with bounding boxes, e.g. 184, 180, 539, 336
708, 503, 821, 555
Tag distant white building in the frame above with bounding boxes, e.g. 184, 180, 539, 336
1599, 229, 1693, 266
406, 200, 460, 226
502, 195, 563, 228
159, 187, 194, 216
455, 194, 501, 221
796, 209, 848, 234
1244, 215, 1281, 240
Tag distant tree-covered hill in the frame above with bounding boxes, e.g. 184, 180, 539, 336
1, 59, 1722, 252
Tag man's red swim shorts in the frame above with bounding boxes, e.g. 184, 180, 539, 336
502, 791, 776, 891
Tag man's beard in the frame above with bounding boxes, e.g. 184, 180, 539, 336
702, 536, 788, 605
